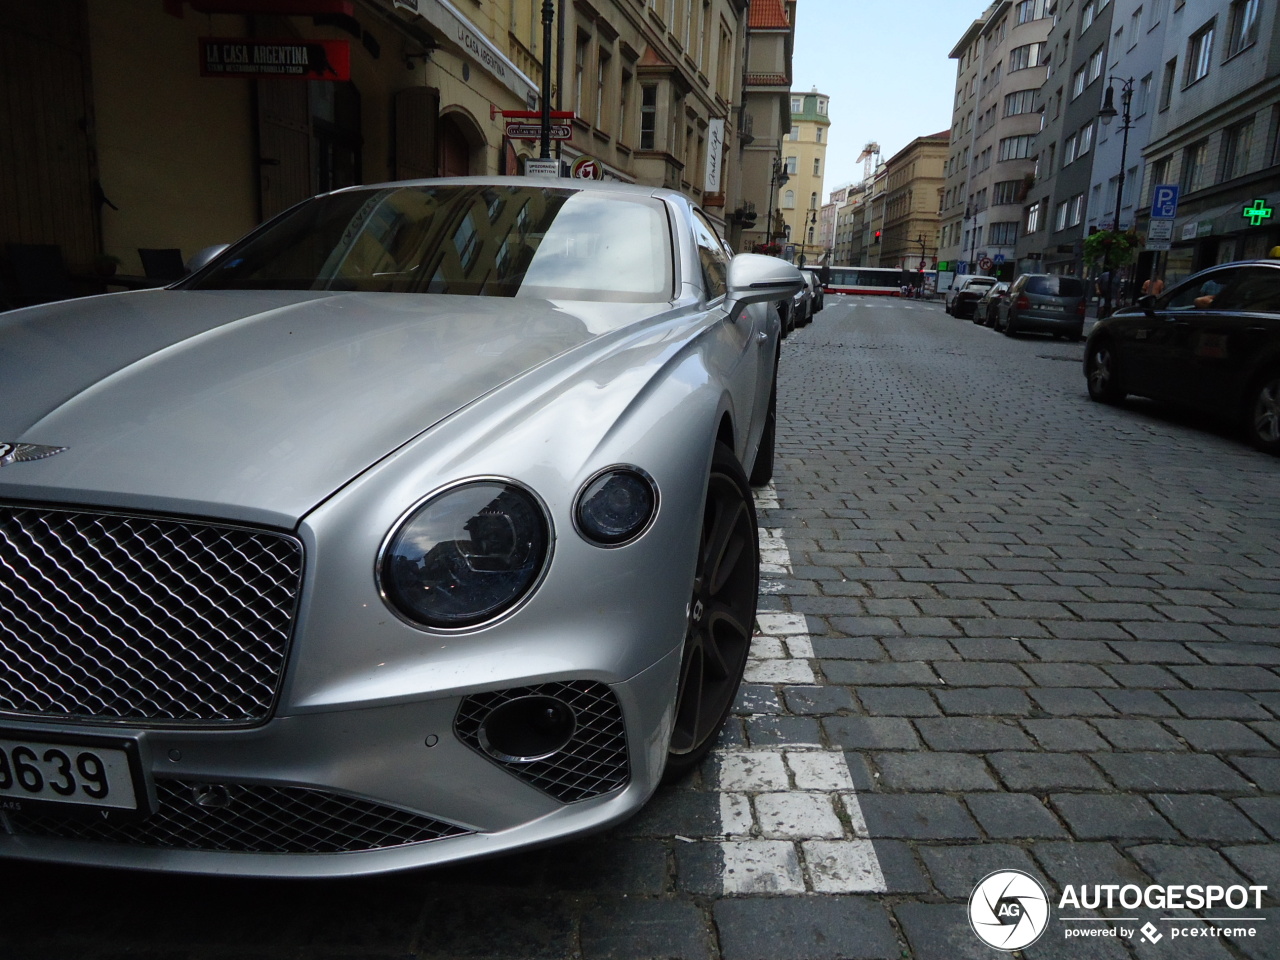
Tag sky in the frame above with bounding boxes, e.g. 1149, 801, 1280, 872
790, 0, 988, 194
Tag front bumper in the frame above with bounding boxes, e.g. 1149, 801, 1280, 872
0, 645, 681, 877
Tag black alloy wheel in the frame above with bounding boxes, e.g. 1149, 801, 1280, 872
1086, 338, 1126, 403
665, 442, 759, 781
1246, 369, 1280, 455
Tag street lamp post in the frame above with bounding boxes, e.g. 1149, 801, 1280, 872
1098, 76, 1134, 317
801, 206, 818, 265
765, 158, 788, 248
539, 0, 555, 161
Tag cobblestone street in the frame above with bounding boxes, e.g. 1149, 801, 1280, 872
6, 295, 1278, 959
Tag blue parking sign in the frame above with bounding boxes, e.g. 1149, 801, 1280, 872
1151, 184, 1179, 220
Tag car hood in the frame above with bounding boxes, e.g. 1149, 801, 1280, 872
0, 289, 615, 526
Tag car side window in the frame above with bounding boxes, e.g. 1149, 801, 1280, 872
1225, 267, 1280, 313
691, 211, 729, 302
1160, 269, 1242, 311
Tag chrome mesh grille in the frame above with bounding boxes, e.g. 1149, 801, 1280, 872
0, 505, 302, 724
455, 680, 629, 803
7, 779, 471, 853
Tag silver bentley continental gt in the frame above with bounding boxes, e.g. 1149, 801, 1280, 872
0, 178, 802, 876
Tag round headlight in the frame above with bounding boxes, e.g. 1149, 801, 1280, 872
380, 480, 552, 630
574, 467, 658, 546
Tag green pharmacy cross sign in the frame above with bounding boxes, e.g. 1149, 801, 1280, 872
1242, 199, 1273, 227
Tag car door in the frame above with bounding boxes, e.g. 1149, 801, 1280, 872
1182, 266, 1280, 411
1120, 267, 1242, 401
691, 210, 769, 454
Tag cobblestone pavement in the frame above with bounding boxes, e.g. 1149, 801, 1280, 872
5, 296, 1278, 959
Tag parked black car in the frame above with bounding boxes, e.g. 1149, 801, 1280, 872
996, 273, 1087, 339
1084, 259, 1280, 454
972, 281, 1009, 327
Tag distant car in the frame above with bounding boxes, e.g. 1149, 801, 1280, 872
0, 177, 803, 877
801, 269, 824, 314
791, 272, 813, 327
945, 275, 996, 318
972, 281, 1010, 327
996, 273, 1087, 339
1085, 259, 1280, 454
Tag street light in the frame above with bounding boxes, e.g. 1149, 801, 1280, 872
765, 158, 789, 248
538, 0, 555, 160
1098, 76, 1134, 317
800, 206, 818, 265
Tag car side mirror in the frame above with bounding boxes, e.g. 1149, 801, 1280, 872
724, 253, 804, 322
185, 244, 231, 274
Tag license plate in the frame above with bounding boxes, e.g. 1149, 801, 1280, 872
0, 733, 142, 811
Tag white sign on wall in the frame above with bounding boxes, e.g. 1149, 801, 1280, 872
704, 118, 725, 194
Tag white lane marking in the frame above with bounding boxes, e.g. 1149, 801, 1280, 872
701, 485, 887, 895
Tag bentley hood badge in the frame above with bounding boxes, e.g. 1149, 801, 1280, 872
0, 442, 68, 467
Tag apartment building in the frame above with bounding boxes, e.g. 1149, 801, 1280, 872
778, 87, 831, 263
879, 132, 950, 271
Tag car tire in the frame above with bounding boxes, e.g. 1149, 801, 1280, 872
1086, 338, 1126, 404
748, 377, 777, 487
663, 442, 758, 782
1002, 314, 1018, 337
1245, 368, 1280, 455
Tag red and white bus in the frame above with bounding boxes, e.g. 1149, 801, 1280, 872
815, 266, 937, 297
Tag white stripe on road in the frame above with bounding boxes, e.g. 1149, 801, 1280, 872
698, 486, 887, 895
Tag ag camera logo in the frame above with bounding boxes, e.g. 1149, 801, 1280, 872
969, 870, 1050, 951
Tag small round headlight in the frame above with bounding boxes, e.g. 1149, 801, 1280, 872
574, 467, 658, 546
380, 480, 551, 630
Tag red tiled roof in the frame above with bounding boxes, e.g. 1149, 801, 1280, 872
744, 73, 789, 85
749, 0, 789, 29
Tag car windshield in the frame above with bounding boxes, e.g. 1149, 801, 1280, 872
1025, 276, 1084, 297
186, 184, 674, 303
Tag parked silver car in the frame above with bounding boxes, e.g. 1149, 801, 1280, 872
944, 274, 996, 317
995, 273, 1087, 339
0, 178, 802, 876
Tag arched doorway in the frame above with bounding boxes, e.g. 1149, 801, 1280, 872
438, 111, 485, 177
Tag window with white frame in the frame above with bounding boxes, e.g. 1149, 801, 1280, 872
816, 127, 823, 143
1026, 201, 1041, 233
1079, 121, 1093, 155
1181, 138, 1210, 191
999, 134, 1034, 160
1015, 0, 1048, 23
1226, 0, 1259, 58
989, 222, 1019, 245
1088, 47, 1104, 83
791, 97, 801, 112
813, 158, 821, 176
1004, 89, 1037, 116
1069, 193, 1084, 226
1135, 74, 1152, 116
1159, 58, 1176, 109
993, 180, 1022, 205
1063, 133, 1078, 165
783, 190, 794, 208
1082, 0, 1096, 29
1129, 6, 1143, 48
1071, 65, 1087, 99
1009, 43, 1046, 71
1221, 119, 1255, 180
785, 156, 797, 175
1055, 199, 1069, 231
1185, 20, 1215, 86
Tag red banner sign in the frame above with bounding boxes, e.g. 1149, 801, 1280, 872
199, 38, 351, 80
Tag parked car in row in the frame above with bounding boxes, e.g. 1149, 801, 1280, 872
971, 281, 1009, 327
944, 274, 996, 318
1085, 259, 1280, 454
0, 177, 803, 876
995, 273, 1087, 340
802, 269, 824, 315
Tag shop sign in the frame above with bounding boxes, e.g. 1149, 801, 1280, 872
571, 156, 605, 180
524, 158, 561, 178
704, 118, 725, 194
1243, 199, 1274, 227
199, 38, 350, 80
1180, 221, 1199, 241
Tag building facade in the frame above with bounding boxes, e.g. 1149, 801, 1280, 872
778, 87, 830, 264
2, 0, 775, 286
879, 132, 949, 271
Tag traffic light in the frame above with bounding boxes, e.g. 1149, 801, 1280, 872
874, 230, 881, 244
